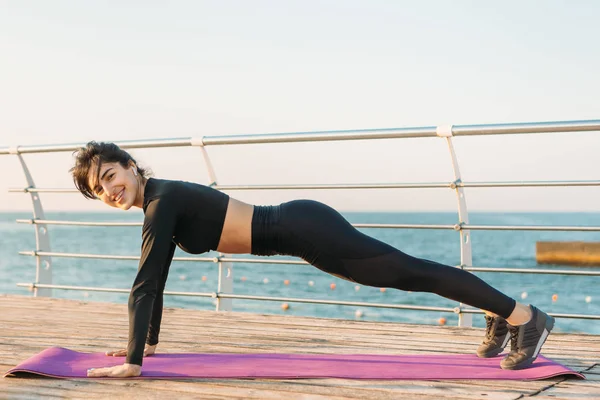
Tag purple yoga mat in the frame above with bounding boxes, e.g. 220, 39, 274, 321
4, 347, 584, 380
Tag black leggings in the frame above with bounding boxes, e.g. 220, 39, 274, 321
251, 200, 516, 319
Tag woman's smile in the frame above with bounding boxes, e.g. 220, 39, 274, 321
114, 188, 125, 204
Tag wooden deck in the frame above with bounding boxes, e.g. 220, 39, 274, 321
1, 294, 598, 399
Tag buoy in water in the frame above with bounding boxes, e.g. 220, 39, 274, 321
552, 294, 558, 302
263, 278, 269, 284
284, 279, 290, 285
330, 283, 336, 290
281, 303, 289, 311
308, 280, 314, 286
438, 317, 447, 326
355, 310, 363, 318
521, 291, 528, 300
380, 288, 386, 293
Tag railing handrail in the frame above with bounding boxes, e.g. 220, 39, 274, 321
9, 179, 600, 194
1, 119, 600, 154
14, 283, 600, 320
15, 219, 600, 232
16, 250, 600, 276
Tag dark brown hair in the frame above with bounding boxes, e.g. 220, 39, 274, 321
69, 141, 150, 199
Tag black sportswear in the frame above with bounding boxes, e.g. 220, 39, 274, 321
126, 181, 517, 366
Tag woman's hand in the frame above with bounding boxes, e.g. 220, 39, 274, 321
106, 344, 157, 357
87, 363, 141, 378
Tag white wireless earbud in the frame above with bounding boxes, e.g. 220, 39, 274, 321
133, 169, 138, 176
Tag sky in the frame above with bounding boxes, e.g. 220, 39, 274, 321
1, 0, 600, 213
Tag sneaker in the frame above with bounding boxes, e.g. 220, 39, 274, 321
500, 305, 555, 370
476, 315, 510, 358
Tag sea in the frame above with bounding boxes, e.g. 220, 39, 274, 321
1, 211, 599, 334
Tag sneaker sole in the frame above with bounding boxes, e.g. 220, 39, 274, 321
477, 348, 504, 358
501, 315, 555, 370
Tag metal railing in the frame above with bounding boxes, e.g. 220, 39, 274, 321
2, 119, 600, 327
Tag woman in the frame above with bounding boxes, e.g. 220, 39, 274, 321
71, 141, 554, 378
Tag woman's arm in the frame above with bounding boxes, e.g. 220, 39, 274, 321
126, 198, 178, 366
146, 241, 177, 347
102, 241, 176, 362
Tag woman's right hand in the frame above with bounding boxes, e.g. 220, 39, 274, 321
106, 344, 157, 357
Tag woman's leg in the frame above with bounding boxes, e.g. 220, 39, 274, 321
252, 200, 554, 369
272, 200, 554, 370
276, 200, 516, 318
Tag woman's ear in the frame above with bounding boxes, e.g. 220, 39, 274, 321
128, 161, 138, 175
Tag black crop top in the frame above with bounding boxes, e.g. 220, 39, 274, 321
126, 177, 229, 365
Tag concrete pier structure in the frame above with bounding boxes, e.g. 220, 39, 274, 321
537, 241, 600, 266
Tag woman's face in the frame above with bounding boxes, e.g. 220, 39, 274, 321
88, 161, 140, 210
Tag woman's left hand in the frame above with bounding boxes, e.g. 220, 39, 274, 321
87, 363, 142, 378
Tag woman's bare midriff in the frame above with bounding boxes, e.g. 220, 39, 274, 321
216, 197, 254, 254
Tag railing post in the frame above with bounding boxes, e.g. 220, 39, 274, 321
10, 148, 53, 297
191, 138, 233, 311
216, 253, 233, 311
436, 126, 473, 327
191, 137, 218, 187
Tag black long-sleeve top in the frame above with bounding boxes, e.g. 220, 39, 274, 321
126, 178, 229, 365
